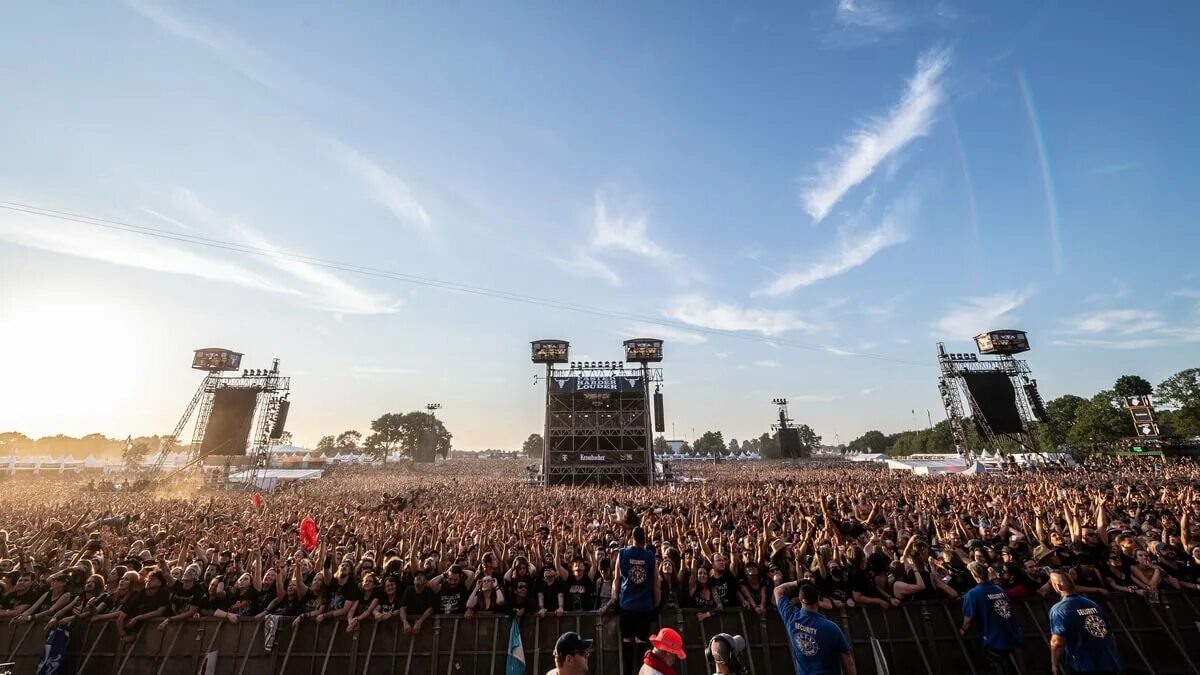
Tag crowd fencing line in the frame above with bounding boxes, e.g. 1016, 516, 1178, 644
4, 593, 1200, 675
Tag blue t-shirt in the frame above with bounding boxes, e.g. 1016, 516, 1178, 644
777, 596, 851, 674
618, 546, 656, 612
1049, 594, 1121, 673
962, 582, 1023, 651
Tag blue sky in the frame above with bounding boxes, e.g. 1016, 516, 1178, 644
2, 1, 1198, 450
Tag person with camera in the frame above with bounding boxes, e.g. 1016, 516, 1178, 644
775, 581, 855, 675
960, 561, 1024, 675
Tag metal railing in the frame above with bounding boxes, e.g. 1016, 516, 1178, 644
3, 592, 1198, 674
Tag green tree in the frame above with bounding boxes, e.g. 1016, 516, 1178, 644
0, 432, 32, 456
796, 425, 821, 455
1113, 375, 1153, 400
1153, 369, 1200, 438
653, 436, 669, 455
1066, 391, 1128, 446
760, 432, 781, 459
727, 438, 740, 456
316, 435, 337, 454
1042, 394, 1086, 447
848, 430, 889, 454
364, 413, 407, 462
122, 439, 150, 471
335, 430, 363, 452
680, 441, 693, 456
694, 430, 725, 456
522, 433, 544, 458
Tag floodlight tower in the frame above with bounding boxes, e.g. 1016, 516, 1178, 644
531, 340, 570, 484
624, 338, 664, 480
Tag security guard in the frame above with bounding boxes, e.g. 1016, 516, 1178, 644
960, 561, 1023, 674
774, 581, 856, 675
1048, 571, 1121, 675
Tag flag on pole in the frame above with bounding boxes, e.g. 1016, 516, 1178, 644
506, 619, 525, 675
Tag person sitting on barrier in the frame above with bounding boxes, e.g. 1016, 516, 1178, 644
116, 568, 171, 642
640, 627, 687, 675
960, 561, 1024, 675
546, 630, 593, 675
705, 633, 749, 675
774, 581, 855, 675
400, 570, 436, 633
1048, 571, 1121, 675
465, 575, 505, 617
346, 572, 379, 632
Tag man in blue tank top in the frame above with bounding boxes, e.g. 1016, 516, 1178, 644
774, 581, 856, 674
1048, 571, 1120, 675
960, 561, 1023, 674
608, 526, 660, 675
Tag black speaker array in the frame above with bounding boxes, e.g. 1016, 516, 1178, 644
653, 391, 665, 433
269, 400, 291, 440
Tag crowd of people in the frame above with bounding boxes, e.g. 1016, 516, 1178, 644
0, 455, 1195, 672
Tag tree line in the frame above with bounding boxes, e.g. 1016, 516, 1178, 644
316, 410, 452, 462
848, 368, 1200, 456
0, 432, 173, 460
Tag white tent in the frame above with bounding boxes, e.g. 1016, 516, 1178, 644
228, 468, 323, 490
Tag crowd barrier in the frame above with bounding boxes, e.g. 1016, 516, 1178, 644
2, 592, 1198, 674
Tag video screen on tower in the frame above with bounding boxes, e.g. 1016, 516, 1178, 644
962, 372, 1024, 434
200, 388, 261, 456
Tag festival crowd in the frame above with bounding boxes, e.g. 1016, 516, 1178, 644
0, 456, 1196, 672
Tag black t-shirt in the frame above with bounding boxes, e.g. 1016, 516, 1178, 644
436, 582, 470, 614
376, 591, 402, 614
122, 589, 172, 618
402, 586, 437, 616
508, 591, 539, 616
327, 579, 363, 611
0, 588, 41, 611
169, 581, 206, 615
708, 571, 740, 607
564, 573, 592, 612
536, 579, 568, 612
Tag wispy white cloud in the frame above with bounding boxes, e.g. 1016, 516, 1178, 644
1058, 309, 1165, 335
757, 194, 915, 295
323, 138, 432, 230
589, 193, 674, 259
668, 295, 831, 336
0, 208, 296, 297
823, 346, 855, 356
123, 0, 316, 99
550, 252, 621, 286
803, 48, 950, 222
860, 388, 877, 395
172, 189, 403, 314
835, 0, 907, 33
623, 323, 708, 345
754, 360, 782, 368
932, 288, 1034, 339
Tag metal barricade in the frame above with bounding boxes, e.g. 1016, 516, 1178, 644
1, 593, 1197, 674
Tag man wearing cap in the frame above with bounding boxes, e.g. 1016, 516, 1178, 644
960, 561, 1023, 675
1048, 572, 1120, 675
640, 627, 686, 675
707, 633, 750, 675
774, 581, 855, 674
546, 631, 593, 675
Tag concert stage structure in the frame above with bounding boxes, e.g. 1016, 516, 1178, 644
937, 330, 1046, 454
146, 348, 291, 488
531, 339, 664, 486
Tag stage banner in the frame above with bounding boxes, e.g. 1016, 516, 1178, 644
548, 375, 643, 394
